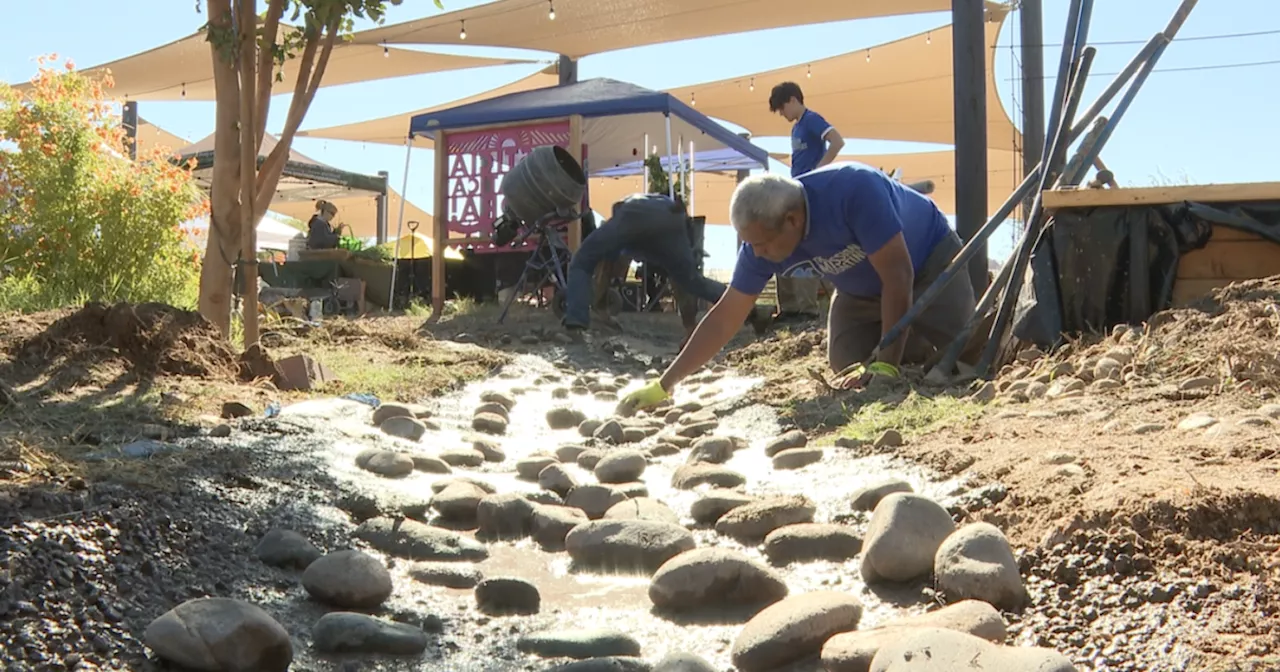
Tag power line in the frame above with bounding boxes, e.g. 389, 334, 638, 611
1003, 28, 1280, 49
1004, 58, 1280, 82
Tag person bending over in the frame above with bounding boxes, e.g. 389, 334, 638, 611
562, 193, 768, 338
620, 163, 975, 411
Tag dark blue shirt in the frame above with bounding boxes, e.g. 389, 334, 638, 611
731, 163, 951, 298
790, 108, 833, 177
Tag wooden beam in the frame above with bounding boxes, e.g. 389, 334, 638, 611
1177, 239, 1280, 280
1043, 182, 1280, 209
567, 113, 584, 252
431, 130, 448, 318
951, 0, 989, 297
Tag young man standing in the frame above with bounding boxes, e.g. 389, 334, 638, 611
768, 81, 845, 322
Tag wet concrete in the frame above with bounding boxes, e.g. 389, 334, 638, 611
204, 345, 978, 671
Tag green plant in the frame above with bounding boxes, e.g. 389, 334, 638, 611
337, 234, 366, 252
0, 58, 203, 313
644, 153, 690, 203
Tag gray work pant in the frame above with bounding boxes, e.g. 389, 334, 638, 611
827, 231, 974, 372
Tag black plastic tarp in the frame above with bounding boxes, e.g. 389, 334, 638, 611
1013, 200, 1280, 349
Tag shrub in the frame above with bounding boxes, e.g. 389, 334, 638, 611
0, 56, 204, 313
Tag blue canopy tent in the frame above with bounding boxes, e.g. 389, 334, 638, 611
400, 78, 769, 316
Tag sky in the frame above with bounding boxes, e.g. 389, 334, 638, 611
2, 1, 1277, 270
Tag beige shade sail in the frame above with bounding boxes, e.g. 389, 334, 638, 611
267, 188, 434, 241
352, 0, 952, 59
297, 66, 561, 147
770, 150, 1022, 217
29, 27, 533, 102
665, 7, 1020, 151
589, 173, 742, 226
134, 117, 189, 157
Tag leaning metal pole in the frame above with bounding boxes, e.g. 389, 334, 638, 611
387, 134, 414, 310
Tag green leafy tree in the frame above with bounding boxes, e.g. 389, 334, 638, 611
0, 59, 203, 312
196, 0, 440, 341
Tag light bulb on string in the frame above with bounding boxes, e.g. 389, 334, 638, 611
926, 31, 931, 45
691, 93, 696, 107
806, 64, 811, 78
383, 42, 389, 57
181, 83, 186, 98
749, 77, 754, 92
459, 20, 467, 40
865, 49, 871, 63
548, 0, 555, 20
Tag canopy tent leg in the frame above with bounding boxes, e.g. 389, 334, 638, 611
567, 114, 584, 251
376, 170, 389, 244
642, 133, 649, 194
388, 135, 413, 311
664, 114, 675, 200
688, 140, 696, 215
430, 130, 448, 321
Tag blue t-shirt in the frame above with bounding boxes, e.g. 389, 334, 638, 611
790, 109, 833, 177
731, 163, 951, 298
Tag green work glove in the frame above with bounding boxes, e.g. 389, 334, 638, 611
866, 361, 901, 378
617, 379, 670, 416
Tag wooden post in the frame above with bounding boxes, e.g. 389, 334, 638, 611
567, 114, 584, 252
121, 101, 139, 161
375, 170, 389, 244
431, 130, 448, 318
952, 0, 989, 297
1019, 0, 1045, 219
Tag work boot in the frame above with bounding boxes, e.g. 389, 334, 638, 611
746, 305, 773, 336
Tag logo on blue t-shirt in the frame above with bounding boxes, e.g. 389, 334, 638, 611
781, 243, 869, 279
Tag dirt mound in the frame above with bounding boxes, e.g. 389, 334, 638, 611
14, 302, 240, 380
1003, 276, 1280, 391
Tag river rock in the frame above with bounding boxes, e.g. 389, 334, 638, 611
822, 600, 1007, 672
850, 479, 914, 511
480, 390, 516, 410
577, 449, 607, 470
566, 484, 629, 519
411, 454, 452, 474
861, 493, 955, 584
549, 406, 589, 430
472, 412, 508, 434
621, 427, 647, 442
763, 523, 862, 564
1261, 403, 1280, 419
408, 562, 483, 588
431, 476, 496, 494
763, 429, 807, 457
678, 421, 718, 438
145, 598, 291, 672
549, 658, 652, 672
540, 462, 579, 497
648, 548, 787, 613
354, 517, 489, 561
517, 629, 642, 659
475, 577, 540, 615
868, 628, 1073, 672
254, 529, 322, 570
874, 429, 904, 449
594, 419, 625, 443
603, 498, 680, 524
533, 504, 589, 550
688, 436, 735, 464
311, 612, 427, 655
566, 520, 696, 574
517, 455, 560, 481
477, 493, 537, 540
472, 439, 506, 462
690, 490, 755, 525
714, 495, 816, 544
302, 550, 392, 609
648, 442, 682, 457
595, 450, 647, 483
431, 481, 486, 521
356, 449, 415, 478
614, 481, 650, 499
380, 416, 427, 441
654, 652, 717, 672
474, 402, 510, 420
730, 591, 863, 672
579, 418, 604, 437
556, 444, 589, 462
664, 409, 684, 424
671, 464, 746, 490
934, 522, 1026, 610
438, 448, 484, 468
553, 387, 571, 399
1177, 412, 1219, 431
667, 435, 694, 449
373, 402, 428, 424
772, 447, 824, 470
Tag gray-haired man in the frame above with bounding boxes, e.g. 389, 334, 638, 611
619, 163, 974, 411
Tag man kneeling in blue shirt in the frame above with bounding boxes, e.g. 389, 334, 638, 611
619, 163, 976, 410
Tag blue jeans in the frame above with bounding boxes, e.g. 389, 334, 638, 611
563, 194, 726, 329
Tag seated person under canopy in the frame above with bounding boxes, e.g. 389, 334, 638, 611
562, 193, 767, 337
620, 163, 975, 411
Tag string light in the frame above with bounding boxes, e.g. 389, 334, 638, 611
749, 77, 754, 92
383, 42, 389, 57
548, 0, 555, 20
866, 49, 871, 62
927, 31, 932, 45
691, 93, 696, 106
806, 64, 811, 78
459, 20, 467, 40
181, 83, 186, 98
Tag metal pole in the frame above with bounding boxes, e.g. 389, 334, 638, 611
1059, 116, 1108, 187
932, 244, 1017, 376
1066, 36, 1160, 141
375, 170, 389, 244
121, 101, 139, 161
1042, 0, 1084, 160
387, 135, 413, 309
689, 140, 696, 215
975, 47, 1096, 376
951, 0, 989, 296
557, 55, 578, 85
1019, 0, 1045, 209
642, 133, 649, 193
664, 114, 675, 200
